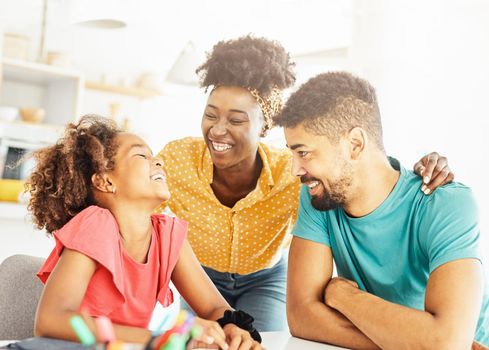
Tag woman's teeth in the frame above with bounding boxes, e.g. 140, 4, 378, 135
212, 141, 232, 152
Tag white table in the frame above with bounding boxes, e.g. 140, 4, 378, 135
262, 332, 348, 349
0, 332, 349, 349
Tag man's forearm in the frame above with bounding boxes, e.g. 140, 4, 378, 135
288, 300, 380, 350
329, 287, 443, 350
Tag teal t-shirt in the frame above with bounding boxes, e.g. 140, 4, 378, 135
292, 165, 488, 345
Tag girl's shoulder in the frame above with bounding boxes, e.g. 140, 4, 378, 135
38, 206, 121, 286
69, 204, 114, 222
54, 205, 119, 245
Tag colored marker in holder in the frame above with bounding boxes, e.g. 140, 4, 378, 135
144, 309, 207, 350
95, 315, 116, 343
189, 325, 202, 340
151, 310, 203, 350
161, 333, 186, 350
69, 315, 96, 346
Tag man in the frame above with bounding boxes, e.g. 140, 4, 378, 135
273, 72, 488, 349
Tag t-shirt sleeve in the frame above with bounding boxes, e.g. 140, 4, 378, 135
37, 206, 126, 308
418, 184, 481, 274
291, 185, 331, 246
152, 214, 188, 307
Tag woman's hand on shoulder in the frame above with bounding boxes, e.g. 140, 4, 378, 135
222, 324, 264, 350
413, 152, 454, 195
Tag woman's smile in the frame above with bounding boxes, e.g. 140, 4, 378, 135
211, 140, 233, 152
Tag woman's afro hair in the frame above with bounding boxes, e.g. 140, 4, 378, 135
196, 35, 296, 96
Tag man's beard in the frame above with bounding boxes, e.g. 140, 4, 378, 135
301, 175, 351, 212
312, 186, 346, 211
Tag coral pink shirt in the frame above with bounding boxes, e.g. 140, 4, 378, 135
38, 206, 187, 328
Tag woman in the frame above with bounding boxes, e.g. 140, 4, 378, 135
158, 35, 453, 331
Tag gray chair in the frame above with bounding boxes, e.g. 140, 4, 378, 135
0, 254, 45, 340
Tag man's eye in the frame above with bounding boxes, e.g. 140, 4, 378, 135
205, 114, 217, 120
298, 151, 309, 158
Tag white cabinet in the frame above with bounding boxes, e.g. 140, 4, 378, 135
0, 59, 84, 260
0, 57, 84, 127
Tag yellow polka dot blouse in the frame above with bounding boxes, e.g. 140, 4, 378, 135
158, 137, 300, 274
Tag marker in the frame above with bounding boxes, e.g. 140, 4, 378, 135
153, 326, 180, 349
157, 314, 200, 349
174, 310, 188, 327
95, 315, 116, 343
161, 333, 186, 350
174, 314, 194, 335
189, 325, 202, 340
69, 315, 96, 346
108, 343, 142, 350
106, 340, 125, 350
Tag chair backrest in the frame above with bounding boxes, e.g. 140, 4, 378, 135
0, 254, 45, 340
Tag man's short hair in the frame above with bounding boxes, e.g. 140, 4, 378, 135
274, 71, 384, 149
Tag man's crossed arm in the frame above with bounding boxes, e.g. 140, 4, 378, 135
287, 236, 484, 350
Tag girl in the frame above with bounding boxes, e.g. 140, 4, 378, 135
27, 115, 262, 350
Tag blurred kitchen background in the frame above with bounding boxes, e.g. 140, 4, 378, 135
1, 0, 488, 275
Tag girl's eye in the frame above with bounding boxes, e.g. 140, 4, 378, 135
230, 119, 245, 125
137, 154, 147, 159
205, 114, 217, 120
298, 151, 309, 158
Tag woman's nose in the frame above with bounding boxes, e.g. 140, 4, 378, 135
210, 120, 227, 136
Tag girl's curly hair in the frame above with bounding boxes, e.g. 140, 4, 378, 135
26, 115, 121, 234
196, 35, 296, 97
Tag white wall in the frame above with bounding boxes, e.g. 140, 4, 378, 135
1, 0, 487, 270
348, 0, 489, 268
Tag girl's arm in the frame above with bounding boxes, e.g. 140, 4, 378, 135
171, 240, 229, 319
35, 248, 152, 344
171, 239, 263, 350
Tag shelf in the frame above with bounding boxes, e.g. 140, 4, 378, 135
0, 121, 63, 144
1, 58, 83, 84
85, 81, 163, 98
1, 57, 83, 126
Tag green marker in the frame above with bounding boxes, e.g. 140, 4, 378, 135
161, 334, 186, 350
189, 325, 202, 340
69, 315, 96, 346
